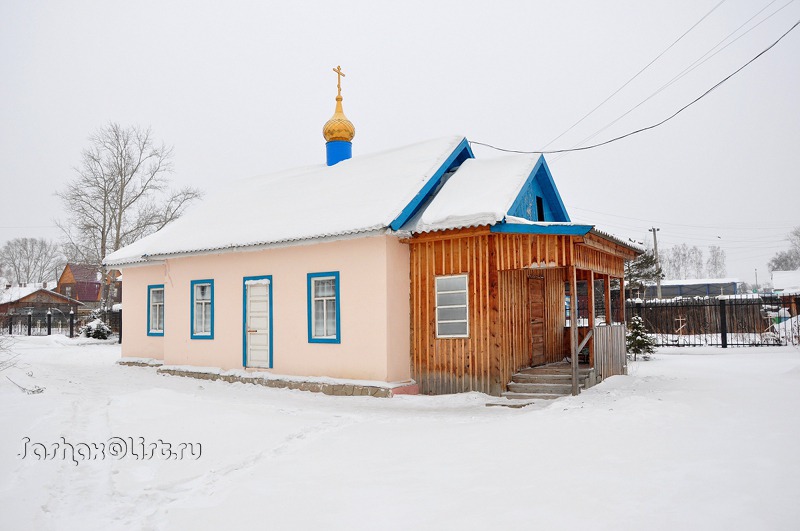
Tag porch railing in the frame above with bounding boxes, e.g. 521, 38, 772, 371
594, 324, 626, 380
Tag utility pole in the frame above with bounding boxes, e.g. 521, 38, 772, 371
754, 268, 758, 293
649, 227, 661, 299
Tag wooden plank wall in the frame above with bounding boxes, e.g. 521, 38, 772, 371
574, 245, 624, 277
410, 234, 498, 395
594, 324, 627, 379
542, 268, 566, 363
499, 270, 532, 388
410, 230, 631, 395
495, 233, 569, 271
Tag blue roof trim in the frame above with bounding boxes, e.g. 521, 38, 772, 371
507, 155, 570, 223
389, 137, 474, 231
491, 223, 593, 235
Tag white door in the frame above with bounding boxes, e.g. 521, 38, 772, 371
245, 280, 270, 368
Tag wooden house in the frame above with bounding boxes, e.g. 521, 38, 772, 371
103, 76, 639, 397
0, 286, 82, 318
57, 263, 121, 308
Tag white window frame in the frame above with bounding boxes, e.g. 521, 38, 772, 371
435, 274, 469, 338
147, 285, 164, 336
308, 273, 340, 343
191, 280, 214, 339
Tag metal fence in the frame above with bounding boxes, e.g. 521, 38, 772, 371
0, 309, 122, 340
624, 294, 800, 347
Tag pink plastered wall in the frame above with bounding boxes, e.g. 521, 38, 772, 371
120, 235, 411, 382
120, 264, 167, 360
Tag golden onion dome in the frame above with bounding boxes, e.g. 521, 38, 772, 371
323, 66, 355, 142
323, 96, 355, 142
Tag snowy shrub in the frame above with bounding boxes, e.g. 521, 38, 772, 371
626, 315, 656, 361
80, 318, 112, 340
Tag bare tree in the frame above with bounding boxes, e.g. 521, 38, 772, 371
687, 246, 704, 279
705, 245, 727, 278
768, 226, 800, 272
57, 123, 202, 265
0, 238, 64, 285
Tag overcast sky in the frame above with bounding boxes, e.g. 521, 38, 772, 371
1, 0, 798, 285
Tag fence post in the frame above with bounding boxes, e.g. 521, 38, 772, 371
27, 312, 32, 336
719, 299, 728, 349
47, 311, 52, 335
118, 309, 122, 344
69, 310, 75, 338
8, 316, 12, 335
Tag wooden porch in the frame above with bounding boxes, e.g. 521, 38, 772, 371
408, 227, 638, 396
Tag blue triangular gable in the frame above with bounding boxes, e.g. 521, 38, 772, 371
506, 155, 570, 222
389, 138, 474, 231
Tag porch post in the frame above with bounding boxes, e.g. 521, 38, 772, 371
569, 265, 579, 396
619, 276, 626, 324
604, 274, 612, 325
588, 270, 595, 367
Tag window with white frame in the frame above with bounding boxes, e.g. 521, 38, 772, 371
147, 285, 164, 336
308, 272, 340, 343
191, 280, 214, 339
435, 275, 469, 338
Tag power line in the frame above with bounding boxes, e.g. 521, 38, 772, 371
540, 0, 728, 150
0, 226, 58, 229
469, 18, 800, 155
568, 205, 796, 230
548, 0, 794, 160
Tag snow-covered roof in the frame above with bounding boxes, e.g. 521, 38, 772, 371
0, 286, 41, 304
103, 135, 636, 267
772, 270, 800, 294
403, 155, 536, 233
0, 286, 79, 305
104, 136, 468, 266
655, 278, 742, 287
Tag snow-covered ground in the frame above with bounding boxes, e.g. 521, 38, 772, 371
1, 336, 799, 530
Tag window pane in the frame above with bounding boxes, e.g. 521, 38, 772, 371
196, 284, 210, 301
437, 291, 467, 307
194, 305, 203, 332
314, 278, 335, 297
436, 276, 466, 292
325, 299, 336, 336
156, 307, 164, 331
150, 307, 159, 331
152, 289, 164, 303
438, 322, 468, 336
202, 304, 211, 333
313, 300, 325, 336
437, 307, 467, 322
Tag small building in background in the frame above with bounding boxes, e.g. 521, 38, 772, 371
57, 263, 122, 309
0, 285, 82, 318
642, 278, 741, 299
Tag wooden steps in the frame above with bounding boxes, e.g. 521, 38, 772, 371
498, 362, 596, 402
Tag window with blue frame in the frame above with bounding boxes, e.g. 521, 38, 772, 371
147, 284, 164, 336
307, 272, 340, 343
191, 279, 214, 339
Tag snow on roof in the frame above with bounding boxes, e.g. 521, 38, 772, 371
654, 278, 742, 287
403, 155, 536, 233
772, 270, 800, 294
104, 136, 467, 266
0, 286, 41, 304
0, 286, 78, 305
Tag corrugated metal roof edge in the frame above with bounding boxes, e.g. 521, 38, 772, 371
103, 226, 389, 268
589, 228, 644, 254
